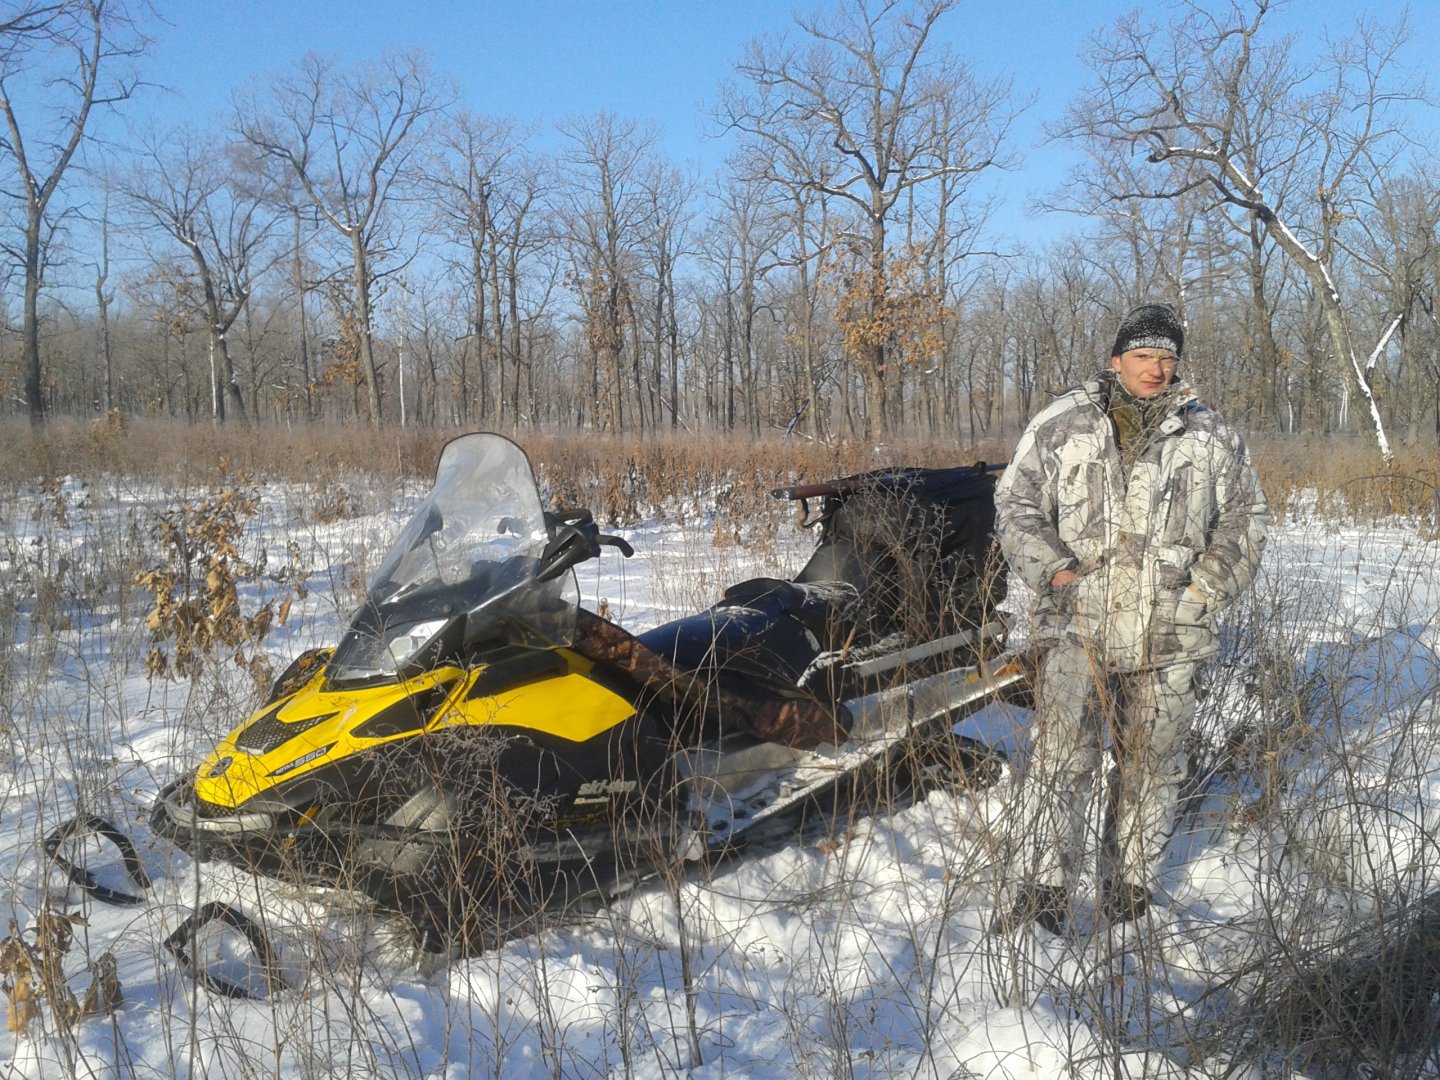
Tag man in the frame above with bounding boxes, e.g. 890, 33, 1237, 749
993, 303, 1267, 932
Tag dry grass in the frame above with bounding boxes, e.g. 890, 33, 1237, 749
1252, 435, 1440, 527
3, 417, 1015, 529
1, 416, 492, 493
19, 418, 1440, 529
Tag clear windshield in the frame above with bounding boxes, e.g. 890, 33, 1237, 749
328, 434, 577, 683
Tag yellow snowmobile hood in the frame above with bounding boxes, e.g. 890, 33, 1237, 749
193, 649, 637, 811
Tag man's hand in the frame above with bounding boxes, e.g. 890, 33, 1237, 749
1050, 569, 1079, 588
1176, 583, 1208, 624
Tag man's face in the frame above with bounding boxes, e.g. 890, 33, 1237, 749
1111, 348, 1179, 399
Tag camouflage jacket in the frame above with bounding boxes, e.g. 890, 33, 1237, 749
995, 374, 1268, 670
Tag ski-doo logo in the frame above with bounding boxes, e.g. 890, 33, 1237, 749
574, 779, 639, 805
206, 756, 233, 778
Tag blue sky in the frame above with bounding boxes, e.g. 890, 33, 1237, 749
121, 1, 1439, 246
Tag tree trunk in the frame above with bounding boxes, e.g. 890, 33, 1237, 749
294, 212, 315, 421
865, 216, 889, 439
1261, 209, 1391, 460
1246, 219, 1279, 427
351, 232, 383, 426
211, 326, 248, 425
476, 188, 494, 422
22, 215, 44, 424
95, 273, 113, 414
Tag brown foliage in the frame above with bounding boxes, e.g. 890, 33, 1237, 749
833, 249, 949, 372
0, 910, 121, 1036
134, 476, 308, 686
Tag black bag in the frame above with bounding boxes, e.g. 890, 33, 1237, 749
785, 462, 1006, 647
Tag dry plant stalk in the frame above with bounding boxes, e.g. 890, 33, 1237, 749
0, 910, 118, 1036
135, 477, 309, 688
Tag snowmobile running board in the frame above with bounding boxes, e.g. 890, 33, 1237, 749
678, 658, 1026, 853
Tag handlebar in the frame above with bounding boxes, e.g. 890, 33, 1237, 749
546, 507, 595, 529
600, 532, 635, 557
545, 507, 632, 556
536, 508, 633, 582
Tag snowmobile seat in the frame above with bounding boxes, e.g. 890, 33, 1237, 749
717, 576, 860, 647
635, 576, 839, 688
573, 607, 849, 748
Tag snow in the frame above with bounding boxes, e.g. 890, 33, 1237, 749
3, 469, 1439, 1078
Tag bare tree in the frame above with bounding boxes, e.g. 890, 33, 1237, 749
0, 0, 143, 421
703, 173, 784, 436
717, 0, 1014, 436
637, 160, 693, 431
425, 110, 542, 425
1058, 1, 1429, 461
115, 127, 284, 425
746, 134, 838, 440
236, 50, 446, 427
1348, 169, 1440, 442
556, 112, 659, 433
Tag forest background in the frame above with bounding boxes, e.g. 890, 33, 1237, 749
1, 0, 1438, 459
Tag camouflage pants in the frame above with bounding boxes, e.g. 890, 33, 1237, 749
1015, 640, 1196, 891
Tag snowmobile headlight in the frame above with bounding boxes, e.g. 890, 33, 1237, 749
386, 618, 451, 669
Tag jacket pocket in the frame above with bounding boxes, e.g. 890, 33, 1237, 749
1152, 585, 1214, 658
1159, 461, 1214, 548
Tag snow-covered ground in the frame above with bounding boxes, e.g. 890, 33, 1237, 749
2, 466, 1439, 1079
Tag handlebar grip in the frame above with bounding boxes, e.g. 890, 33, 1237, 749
600, 534, 635, 557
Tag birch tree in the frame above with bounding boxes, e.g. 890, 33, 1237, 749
1336, 162, 1439, 439
1059, 1, 1426, 461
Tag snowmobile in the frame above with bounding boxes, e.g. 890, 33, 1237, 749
139, 432, 1023, 959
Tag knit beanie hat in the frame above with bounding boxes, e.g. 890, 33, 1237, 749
1111, 303, 1184, 358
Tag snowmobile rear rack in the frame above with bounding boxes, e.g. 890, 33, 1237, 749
773, 461, 1002, 502
773, 462, 1005, 527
